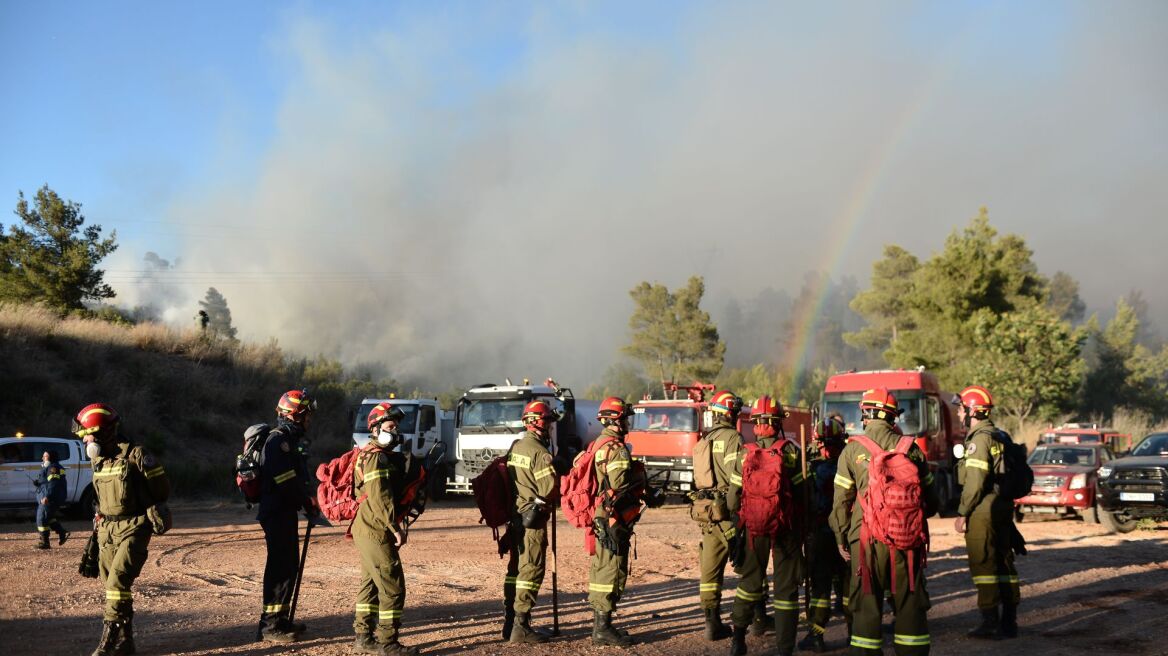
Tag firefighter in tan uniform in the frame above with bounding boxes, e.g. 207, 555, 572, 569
695, 389, 744, 641
831, 388, 938, 656
352, 403, 422, 655
588, 397, 641, 647
502, 400, 560, 643
729, 396, 806, 656
954, 385, 1020, 639
800, 416, 851, 653
74, 403, 172, 656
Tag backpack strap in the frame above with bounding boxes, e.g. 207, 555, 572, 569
850, 434, 883, 456
893, 435, 915, 455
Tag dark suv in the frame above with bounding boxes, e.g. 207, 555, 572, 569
1097, 432, 1168, 533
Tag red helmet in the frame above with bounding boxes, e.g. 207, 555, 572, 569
598, 397, 632, 420
709, 390, 743, 416
859, 387, 899, 422
750, 396, 789, 424
72, 403, 119, 438
366, 402, 406, 432
815, 416, 846, 440
277, 389, 316, 422
959, 385, 993, 412
523, 399, 557, 432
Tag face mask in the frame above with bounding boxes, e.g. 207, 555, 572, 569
377, 429, 400, 447
85, 442, 102, 459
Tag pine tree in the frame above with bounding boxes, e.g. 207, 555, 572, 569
623, 276, 725, 393
198, 287, 238, 340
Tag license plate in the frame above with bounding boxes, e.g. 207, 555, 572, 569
1120, 492, 1155, 502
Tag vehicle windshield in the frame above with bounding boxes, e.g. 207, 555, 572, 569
823, 392, 925, 436
460, 398, 529, 431
1028, 446, 1097, 466
631, 406, 698, 432
354, 403, 419, 434
1131, 433, 1168, 457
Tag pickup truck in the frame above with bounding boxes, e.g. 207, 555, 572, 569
1015, 443, 1113, 524
0, 436, 95, 516
1097, 431, 1168, 533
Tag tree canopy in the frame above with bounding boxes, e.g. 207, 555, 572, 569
623, 276, 725, 394
198, 287, 238, 340
0, 185, 118, 309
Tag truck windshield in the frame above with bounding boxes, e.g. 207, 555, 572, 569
1132, 433, 1168, 457
354, 403, 419, 434
631, 407, 698, 432
1029, 446, 1097, 466
823, 392, 925, 436
460, 399, 529, 431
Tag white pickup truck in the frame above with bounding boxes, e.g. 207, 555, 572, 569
0, 436, 94, 516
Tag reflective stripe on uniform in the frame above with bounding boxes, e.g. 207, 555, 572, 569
508, 453, 531, 469
974, 575, 1019, 585
264, 603, 286, 613
589, 583, 615, 593
534, 466, 555, 480
729, 473, 743, 486
966, 458, 991, 471
790, 472, 805, 485
772, 599, 800, 611
144, 466, 165, 479
735, 588, 764, 602
378, 609, 402, 619
723, 526, 737, 539
851, 634, 883, 649
834, 473, 854, 489
503, 576, 517, 586
699, 583, 719, 592
106, 590, 132, 601
894, 633, 930, 646
515, 579, 541, 591
37, 526, 48, 531
923, 472, 935, 486
47, 473, 63, 481
810, 597, 831, 609
607, 460, 629, 473
355, 603, 379, 613
723, 451, 738, 465
94, 464, 128, 478
274, 469, 297, 484
363, 469, 389, 482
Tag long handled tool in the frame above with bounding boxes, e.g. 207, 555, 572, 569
800, 424, 811, 623
289, 519, 314, 623
551, 499, 560, 636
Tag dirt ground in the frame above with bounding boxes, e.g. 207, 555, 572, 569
2, 500, 1167, 656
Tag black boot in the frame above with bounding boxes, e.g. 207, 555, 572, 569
378, 639, 420, 655
91, 620, 122, 656
967, 607, 1000, 639
750, 601, 774, 636
798, 629, 826, 653
114, 618, 135, 655
509, 611, 550, 643
354, 633, 380, 654
997, 603, 1018, 639
36, 531, 50, 550
704, 606, 732, 641
501, 607, 515, 641
730, 625, 748, 655
58, 527, 70, 545
592, 610, 633, 647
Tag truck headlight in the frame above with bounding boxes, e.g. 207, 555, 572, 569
1097, 466, 1112, 479
1069, 473, 1087, 490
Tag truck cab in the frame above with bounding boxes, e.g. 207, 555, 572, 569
820, 368, 966, 509
0, 435, 95, 516
351, 398, 455, 497
446, 379, 601, 495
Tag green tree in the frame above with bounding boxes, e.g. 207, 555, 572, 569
584, 362, 652, 401
1047, 271, 1086, 324
623, 276, 725, 394
845, 245, 920, 353
198, 287, 238, 340
1081, 298, 1168, 420
0, 185, 118, 309
967, 306, 1086, 440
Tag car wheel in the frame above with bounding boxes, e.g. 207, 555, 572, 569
1100, 509, 1137, 534
427, 464, 448, 502
1081, 502, 1100, 524
72, 485, 97, 519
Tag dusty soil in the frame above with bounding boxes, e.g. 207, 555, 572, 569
2, 500, 1167, 656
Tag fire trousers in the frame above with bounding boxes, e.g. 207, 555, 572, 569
588, 524, 630, 612
97, 516, 152, 622
965, 507, 1020, 610
848, 540, 930, 656
698, 520, 737, 609
807, 529, 851, 635
259, 512, 299, 628
731, 530, 802, 653
503, 523, 547, 613
354, 531, 406, 641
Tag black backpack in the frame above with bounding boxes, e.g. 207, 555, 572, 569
992, 430, 1034, 501
235, 423, 272, 506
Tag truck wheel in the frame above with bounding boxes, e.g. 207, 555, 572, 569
934, 471, 952, 515
73, 485, 97, 519
427, 464, 448, 502
1081, 503, 1100, 524
1100, 510, 1137, 534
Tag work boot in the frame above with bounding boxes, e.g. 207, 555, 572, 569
750, 602, 774, 636
704, 606, 732, 641
501, 607, 515, 641
114, 618, 135, 655
90, 620, 122, 656
729, 625, 748, 656
58, 527, 70, 545
797, 629, 826, 653
509, 611, 550, 643
353, 633, 380, 654
259, 622, 299, 643
36, 531, 50, 550
592, 610, 633, 647
967, 607, 1000, 639
997, 603, 1018, 639
378, 639, 420, 655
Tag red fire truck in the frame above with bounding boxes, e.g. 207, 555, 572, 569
820, 368, 966, 509
627, 382, 813, 495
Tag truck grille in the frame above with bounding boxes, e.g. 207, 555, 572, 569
1114, 468, 1166, 482
461, 448, 510, 476
1033, 475, 1066, 490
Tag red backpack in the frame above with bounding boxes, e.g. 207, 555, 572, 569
559, 436, 618, 529
471, 452, 513, 554
852, 434, 929, 593
316, 447, 365, 523
739, 442, 794, 537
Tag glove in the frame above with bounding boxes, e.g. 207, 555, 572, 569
78, 530, 100, 578
592, 516, 617, 554
303, 495, 321, 518
147, 503, 172, 535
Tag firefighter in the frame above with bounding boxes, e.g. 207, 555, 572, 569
697, 390, 744, 641
588, 396, 640, 647
831, 388, 938, 656
954, 385, 1020, 639
729, 396, 806, 656
799, 416, 851, 653
352, 402, 423, 655
501, 400, 560, 643
256, 390, 319, 643
34, 449, 69, 549
74, 403, 172, 656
